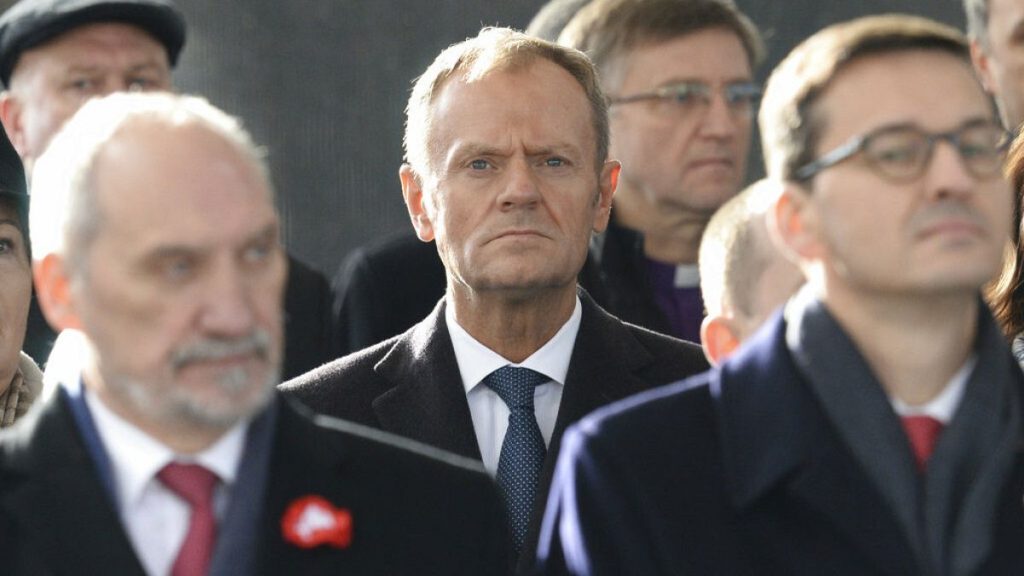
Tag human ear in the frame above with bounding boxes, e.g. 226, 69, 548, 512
33, 253, 83, 331
400, 164, 435, 242
700, 315, 742, 366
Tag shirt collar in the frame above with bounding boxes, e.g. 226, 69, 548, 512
445, 296, 582, 394
889, 355, 975, 424
84, 385, 249, 510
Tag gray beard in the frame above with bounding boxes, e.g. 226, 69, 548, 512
103, 330, 279, 431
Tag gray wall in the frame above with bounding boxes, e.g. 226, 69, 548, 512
3, 0, 968, 276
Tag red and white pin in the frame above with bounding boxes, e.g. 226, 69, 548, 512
281, 495, 353, 549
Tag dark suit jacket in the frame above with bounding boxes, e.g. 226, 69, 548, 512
332, 232, 447, 356
537, 313, 1024, 576
587, 218, 674, 337
281, 290, 709, 573
0, 391, 508, 575
283, 255, 337, 380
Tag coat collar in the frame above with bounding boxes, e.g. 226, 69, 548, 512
713, 312, 918, 575
369, 290, 662, 460
0, 392, 148, 575
370, 298, 482, 459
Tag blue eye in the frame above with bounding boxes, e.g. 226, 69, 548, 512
243, 241, 273, 264
545, 157, 566, 167
469, 159, 490, 170
162, 255, 196, 282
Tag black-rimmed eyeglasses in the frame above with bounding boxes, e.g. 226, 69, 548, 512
608, 81, 761, 118
793, 120, 1011, 183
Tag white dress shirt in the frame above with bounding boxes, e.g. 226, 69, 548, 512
445, 296, 582, 475
83, 385, 248, 576
889, 355, 974, 425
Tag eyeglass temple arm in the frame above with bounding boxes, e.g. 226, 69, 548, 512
794, 136, 864, 181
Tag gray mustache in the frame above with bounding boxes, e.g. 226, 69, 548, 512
171, 330, 272, 370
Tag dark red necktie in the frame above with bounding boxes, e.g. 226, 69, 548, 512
900, 415, 944, 472
158, 462, 219, 576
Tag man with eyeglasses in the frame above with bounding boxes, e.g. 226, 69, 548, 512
537, 15, 1024, 575
557, 0, 763, 343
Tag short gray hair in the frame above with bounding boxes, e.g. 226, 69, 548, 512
30, 92, 270, 273
963, 0, 989, 46
403, 26, 608, 178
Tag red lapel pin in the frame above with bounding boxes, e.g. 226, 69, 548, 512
281, 495, 353, 549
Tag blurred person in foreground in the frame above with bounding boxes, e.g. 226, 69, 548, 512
538, 14, 1024, 575
0, 92, 506, 575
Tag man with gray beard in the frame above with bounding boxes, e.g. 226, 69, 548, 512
0, 92, 507, 576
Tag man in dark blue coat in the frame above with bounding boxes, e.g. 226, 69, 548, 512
538, 14, 1024, 575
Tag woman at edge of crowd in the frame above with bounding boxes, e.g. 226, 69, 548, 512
0, 125, 41, 428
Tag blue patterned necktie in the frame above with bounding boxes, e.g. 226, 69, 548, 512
484, 365, 548, 551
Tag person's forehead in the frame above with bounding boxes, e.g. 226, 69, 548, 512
617, 27, 752, 83
815, 50, 987, 141
0, 199, 20, 224
989, 0, 1024, 22
431, 59, 595, 150
93, 121, 270, 218
18, 21, 167, 69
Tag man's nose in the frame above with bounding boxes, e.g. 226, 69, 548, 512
922, 140, 977, 201
198, 263, 256, 337
697, 94, 740, 140
498, 159, 542, 209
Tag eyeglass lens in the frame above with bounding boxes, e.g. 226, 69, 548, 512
863, 123, 1007, 181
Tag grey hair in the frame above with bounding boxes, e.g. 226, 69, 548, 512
30, 92, 271, 274
963, 0, 989, 46
403, 26, 609, 179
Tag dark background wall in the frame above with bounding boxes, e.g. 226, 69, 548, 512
2, 0, 968, 277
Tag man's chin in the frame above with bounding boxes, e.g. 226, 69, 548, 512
169, 367, 278, 428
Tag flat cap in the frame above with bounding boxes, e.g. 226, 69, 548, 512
0, 127, 27, 234
0, 0, 186, 87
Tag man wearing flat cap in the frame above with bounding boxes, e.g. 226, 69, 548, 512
0, 0, 337, 382
0, 0, 184, 171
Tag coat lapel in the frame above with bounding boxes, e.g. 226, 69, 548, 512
370, 301, 481, 460
518, 292, 671, 572
255, 398, 357, 575
0, 394, 147, 575
716, 314, 917, 576
545, 293, 663, 484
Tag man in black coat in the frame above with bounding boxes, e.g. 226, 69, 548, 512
282, 27, 709, 574
0, 92, 506, 575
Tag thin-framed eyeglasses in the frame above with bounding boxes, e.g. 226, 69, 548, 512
608, 81, 761, 118
793, 119, 1011, 183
